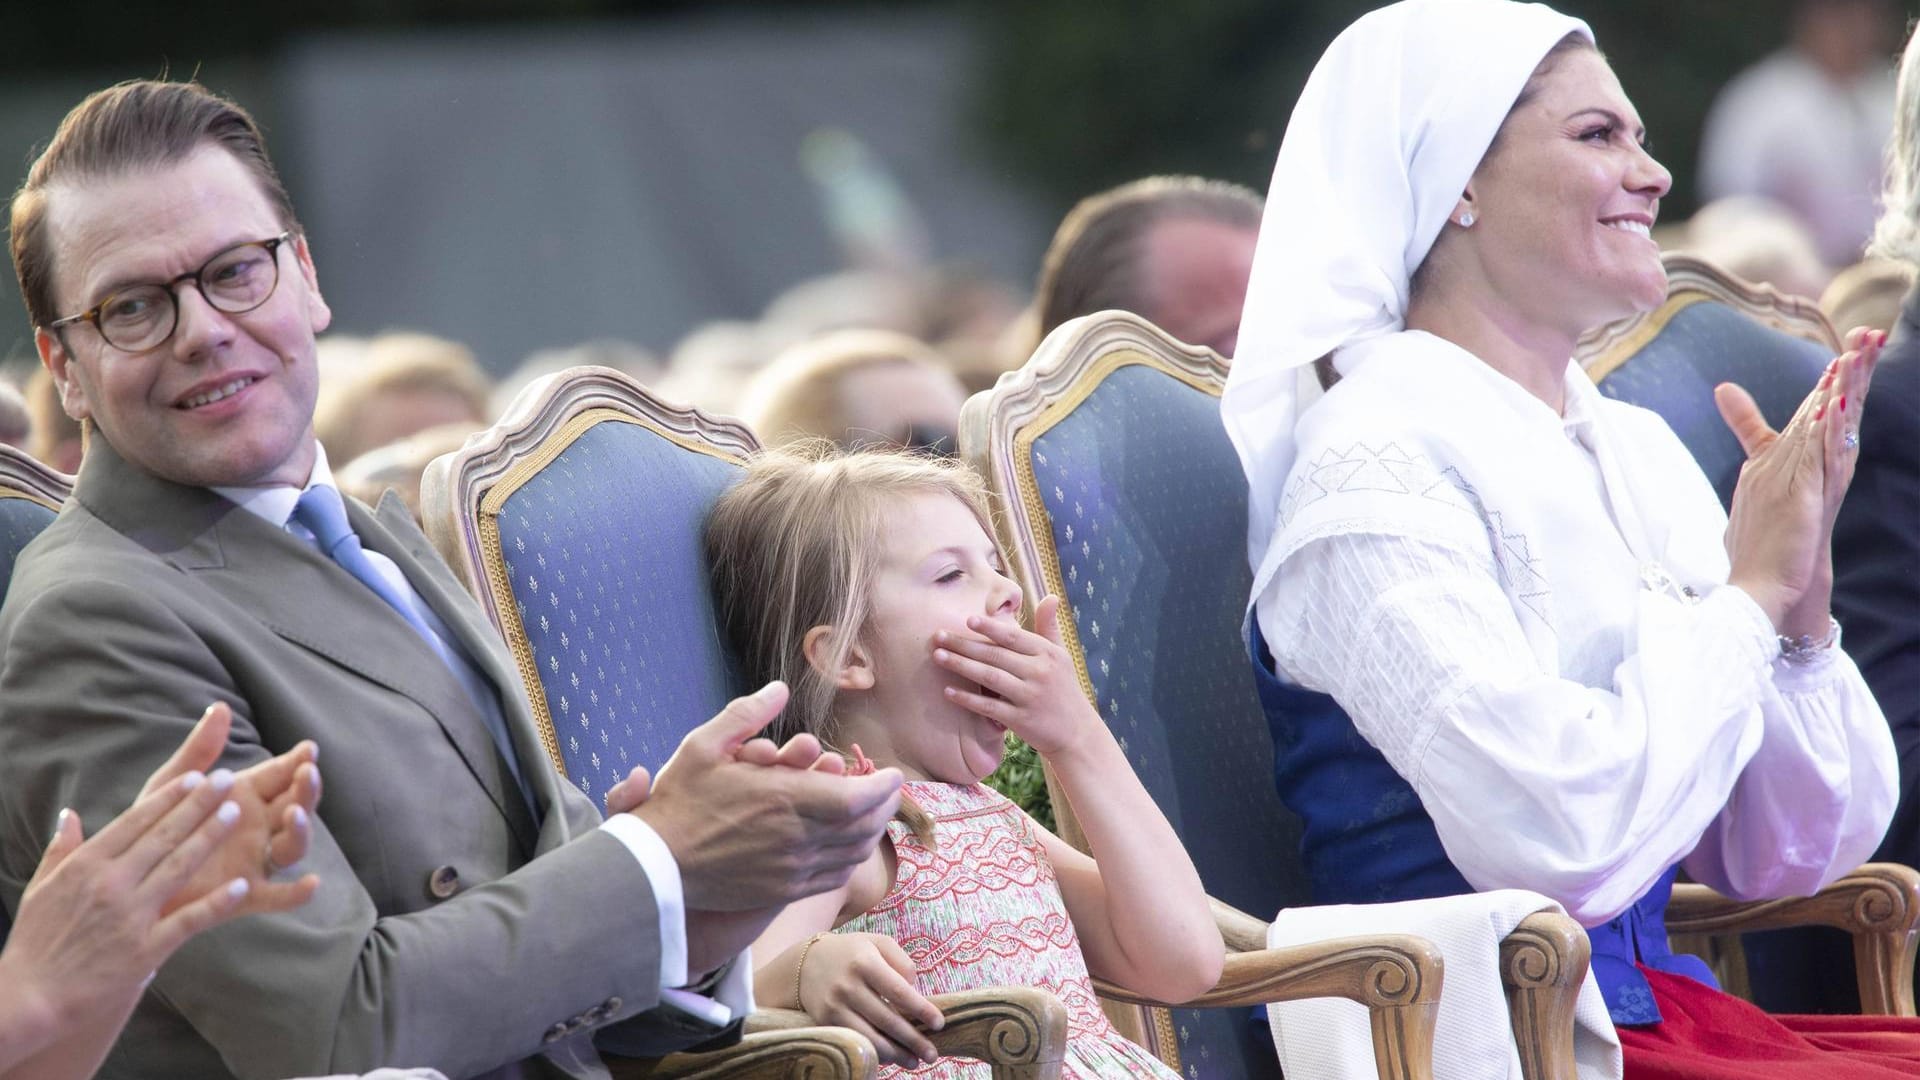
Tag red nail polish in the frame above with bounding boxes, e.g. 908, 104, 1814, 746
1840, 395, 1848, 412
1816, 405, 1826, 420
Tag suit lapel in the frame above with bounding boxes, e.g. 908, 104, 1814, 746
74, 442, 536, 852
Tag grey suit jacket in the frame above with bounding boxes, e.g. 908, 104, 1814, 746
0, 440, 728, 1079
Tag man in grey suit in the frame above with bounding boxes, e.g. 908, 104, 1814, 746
0, 81, 903, 1079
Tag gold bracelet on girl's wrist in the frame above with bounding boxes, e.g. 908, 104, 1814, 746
793, 931, 829, 1010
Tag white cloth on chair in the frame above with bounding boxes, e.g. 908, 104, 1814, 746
1266, 889, 1620, 1080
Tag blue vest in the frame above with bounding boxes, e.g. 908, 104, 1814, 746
1249, 619, 1716, 1025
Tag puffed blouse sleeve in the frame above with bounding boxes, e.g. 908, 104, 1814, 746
1256, 529, 1897, 927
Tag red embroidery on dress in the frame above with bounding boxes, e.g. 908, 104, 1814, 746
833, 782, 1180, 1078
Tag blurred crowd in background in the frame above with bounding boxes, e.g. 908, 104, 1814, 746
0, 0, 1910, 532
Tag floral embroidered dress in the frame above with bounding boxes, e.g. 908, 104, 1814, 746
835, 780, 1180, 1079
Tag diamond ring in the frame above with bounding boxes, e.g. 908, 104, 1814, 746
1844, 430, 1860, 451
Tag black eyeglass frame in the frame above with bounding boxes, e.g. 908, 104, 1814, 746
44, 231, 295, 352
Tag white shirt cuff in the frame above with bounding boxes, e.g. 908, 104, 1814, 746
598, 812, 689, 988
661, 946, 754, 1028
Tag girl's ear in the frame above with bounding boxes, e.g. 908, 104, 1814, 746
802, 624, 875, 691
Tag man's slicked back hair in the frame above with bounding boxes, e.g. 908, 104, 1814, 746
9, 79, 301, 330
1034, 175, 1263, 337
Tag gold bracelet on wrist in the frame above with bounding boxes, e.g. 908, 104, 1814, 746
793, 931, 828, 1011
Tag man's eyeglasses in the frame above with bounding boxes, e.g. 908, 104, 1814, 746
45, 232, 293, 352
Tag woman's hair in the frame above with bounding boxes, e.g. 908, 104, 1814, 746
1871, 24, 1920, 267
705, 445, 999, 841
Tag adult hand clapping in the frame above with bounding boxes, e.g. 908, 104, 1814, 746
626, 682, 901, 975
1718, 326, 1884, 636
0, 703, 322, 1075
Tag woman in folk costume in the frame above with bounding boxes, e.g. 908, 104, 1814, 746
1223, 1, 1920, 1075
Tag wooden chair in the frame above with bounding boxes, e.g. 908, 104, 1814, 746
1577, 253, 1920, 1016
420, 366, 1069, 1080
962, 313, 1478, 1080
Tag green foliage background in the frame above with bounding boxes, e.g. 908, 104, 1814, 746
984, 734, 1053, 831
974, 0, 1835, 228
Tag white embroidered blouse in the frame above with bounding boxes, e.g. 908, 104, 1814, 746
1255, 331, 1896, 927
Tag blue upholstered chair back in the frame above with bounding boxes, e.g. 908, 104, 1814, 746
1583, 260, 1838, 510
488, 416, 748, 808
998, 351, 1307, 1080
0, 495, 58, 597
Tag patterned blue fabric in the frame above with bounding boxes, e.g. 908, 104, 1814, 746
1026, 361, 1309, 1080
1596, 300, 1830, 509
494, 419, 746, 811
0, 495, 56, 600
1249, 569, 1719, 1025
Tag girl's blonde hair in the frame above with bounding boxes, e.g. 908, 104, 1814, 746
705, 443, 1001, 842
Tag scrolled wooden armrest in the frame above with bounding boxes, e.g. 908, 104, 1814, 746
1665, 862, 1920, 1015
1499, 910, 1589, 1080
921, 988, 1068, 1079
747, 988, 1069, 1080
1094, 934, 1442, 1080
617, 1025, 878, 1079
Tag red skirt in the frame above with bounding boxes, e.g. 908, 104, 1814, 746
1622, 965, 1920, 1079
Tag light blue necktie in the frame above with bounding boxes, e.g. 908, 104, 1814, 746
291, 484, 536, 811
291, 485, 440, 646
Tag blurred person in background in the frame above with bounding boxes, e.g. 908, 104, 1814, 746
490, 339, 661, 419
313, 331, 490, 469
656, 320, 774, 416
1840, 11, 1920, 935
0, 381, 29, 450
1822, 258, 1915, 337
1749, 19, 1920, 1016
1679, 196, 1832, 299
335, 423, 477, 524
1698, 0, 1898, 266
1034, 175, 1262, 356
24, 367, 80, 473
740, 328, 967, 454
312, 333, 370, 390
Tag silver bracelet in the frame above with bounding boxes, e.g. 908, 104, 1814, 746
1778, 616, 1841, 665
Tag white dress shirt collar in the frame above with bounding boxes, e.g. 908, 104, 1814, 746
213, 442, 335, 526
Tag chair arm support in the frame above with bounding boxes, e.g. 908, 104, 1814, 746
614, 1026, 878, 1080
1500, 910, 1590, 1080
747, 989, 1069, 1080
922, 988, 1068, 1079
1665, 862, 1920, 1015
1212, 896, 1272, 954
1094, 934, 1443, 1080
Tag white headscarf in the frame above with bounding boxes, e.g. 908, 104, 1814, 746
1222, 0, 1591, 606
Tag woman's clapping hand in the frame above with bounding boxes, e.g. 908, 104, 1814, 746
1717, 326, 1884, 634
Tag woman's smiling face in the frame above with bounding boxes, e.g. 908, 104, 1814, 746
1457, 46, 1673, 338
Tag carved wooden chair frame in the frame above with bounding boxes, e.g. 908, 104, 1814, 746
420, 365, 1072, 1080
0, 443, 72, 512
1577, 254, 1920, 1016
1577, 252, 1840, 380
